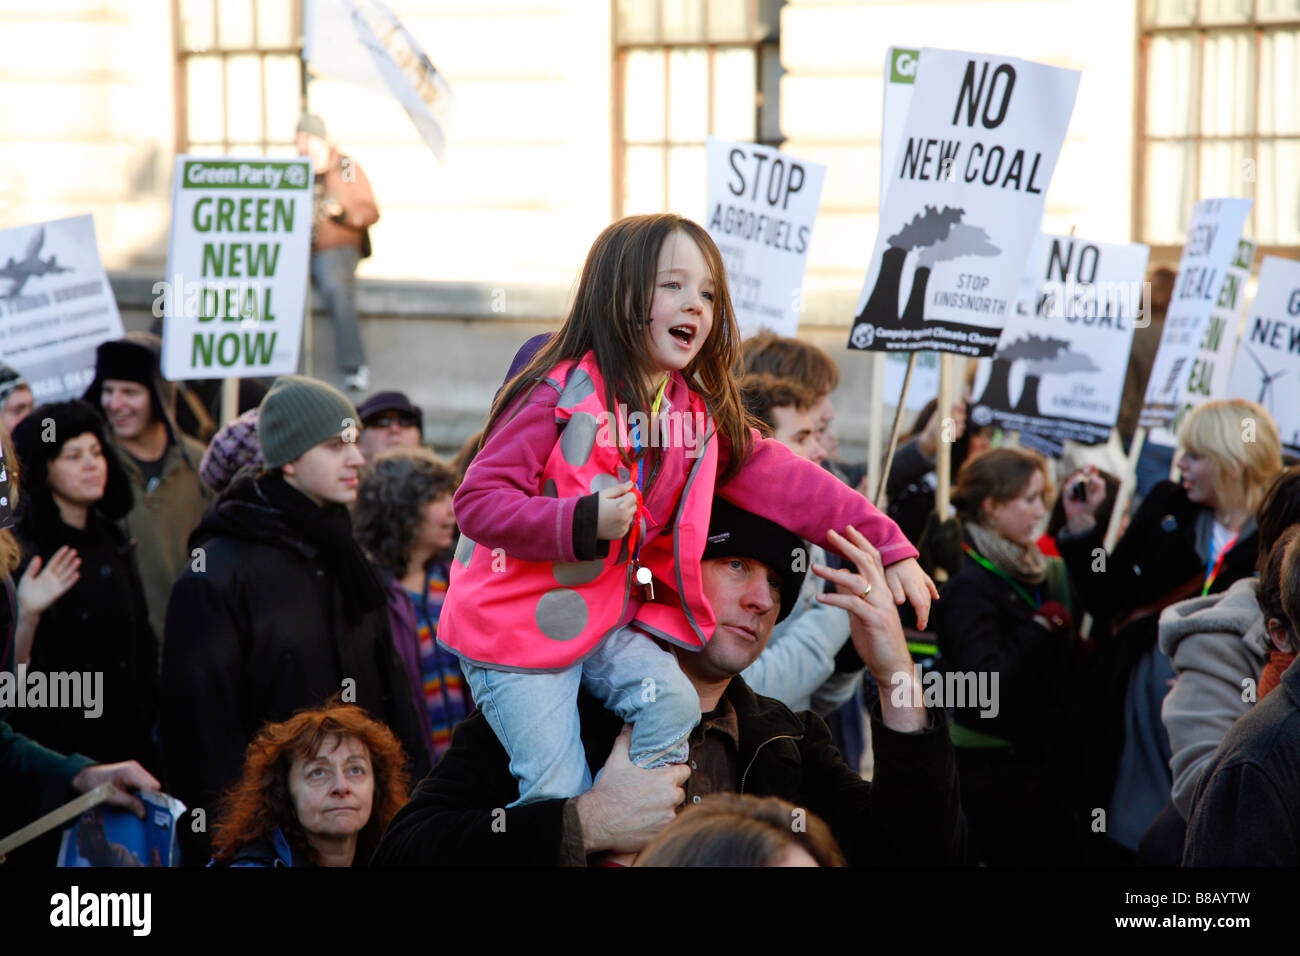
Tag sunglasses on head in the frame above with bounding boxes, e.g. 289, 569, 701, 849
368, 414, 419, 429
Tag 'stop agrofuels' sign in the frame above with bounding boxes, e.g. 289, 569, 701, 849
705, 136, 826, 338
847, 47, 1080, 358
161, 156, 312, 381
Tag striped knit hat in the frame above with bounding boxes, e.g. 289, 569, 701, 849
258, 375, 358, 468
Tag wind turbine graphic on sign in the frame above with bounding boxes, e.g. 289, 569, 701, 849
1241, 345, 1287, 416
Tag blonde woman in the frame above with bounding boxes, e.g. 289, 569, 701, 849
1058, 398, 1283, 857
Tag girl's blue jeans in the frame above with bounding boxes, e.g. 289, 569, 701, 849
459, 625, 698, 806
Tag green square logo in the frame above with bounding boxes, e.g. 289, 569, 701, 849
890, 48, 919, 84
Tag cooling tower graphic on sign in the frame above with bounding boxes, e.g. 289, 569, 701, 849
972, 334, 1100, 419
850, 206, 1001, 345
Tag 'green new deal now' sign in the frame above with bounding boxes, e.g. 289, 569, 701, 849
161, 157, 312, 380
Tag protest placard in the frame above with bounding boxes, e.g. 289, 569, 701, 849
1226, 256, 1300, 455
881, 47, 919, 202
160, 156, 313, 381
847, 47, 1079, 357
57, 791, 186, 867
705, 137, 826, 338
883, 350, 939, 412
1139, 197, 1253, 436
1168, 237, 1255, 433
969, 232, 1150, 444
0, 214, 124, 403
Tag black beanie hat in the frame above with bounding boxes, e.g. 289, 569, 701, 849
701, 497, 806, 623
83, 334, 171, 432
90, 338, 155, 388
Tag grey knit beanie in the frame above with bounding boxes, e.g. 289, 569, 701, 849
258, 375, 358, 468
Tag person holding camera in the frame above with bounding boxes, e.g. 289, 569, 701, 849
1057, 398, 1282, 857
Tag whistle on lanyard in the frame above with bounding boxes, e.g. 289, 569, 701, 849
634, 562, 654, 601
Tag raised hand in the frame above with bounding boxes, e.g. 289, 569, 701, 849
17, 545, 81, 617
814, 528, 927, 732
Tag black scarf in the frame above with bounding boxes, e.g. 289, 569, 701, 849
258, 474, 386, 625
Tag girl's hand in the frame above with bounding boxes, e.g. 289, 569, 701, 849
1061, 465, 1107, 534
596, 481, 639, 541
813, 528, 925, 732
883, 556, 939, 631
17, 546, 81, 617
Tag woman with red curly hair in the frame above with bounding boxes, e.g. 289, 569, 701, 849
208, 702, 410, 867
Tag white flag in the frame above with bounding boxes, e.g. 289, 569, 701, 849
304, 0, 455, 161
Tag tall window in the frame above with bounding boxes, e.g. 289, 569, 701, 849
1138, 0, 1300, 255
614, 0, 784, 218
175, 0, 304, 157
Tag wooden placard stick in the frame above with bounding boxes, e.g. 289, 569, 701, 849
875, 352, 917, 508
1080, 425, 1147, 639
867, 352, 885, 505
0, 783, 116, 863
935, 353, 953, 517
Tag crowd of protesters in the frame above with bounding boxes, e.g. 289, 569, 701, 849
3, 213, 1298, 868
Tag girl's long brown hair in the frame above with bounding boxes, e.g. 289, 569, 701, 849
485, 214, 752, 482
210, 702, 410, 866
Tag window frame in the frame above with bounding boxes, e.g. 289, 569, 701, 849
172, 0, 306, 158
611, 0, 783, 220
1134, 0, 1300, 263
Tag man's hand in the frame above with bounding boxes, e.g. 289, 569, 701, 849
573, 726, 688, 854
883, 556, 939, 631
596, 481, 638, 541
71, 762, 161, 820
17, 546, 81, 617
814, 527, 927, 733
